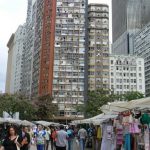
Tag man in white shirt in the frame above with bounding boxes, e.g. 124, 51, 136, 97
56, 125, 68, 150
45, 127, 51, 150
78, 126, 87, 150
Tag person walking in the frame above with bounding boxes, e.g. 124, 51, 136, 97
20, 126, 31, 150
45, 127, 51, 150
50, 127, 57, 150
78, 126, 87, 150
35, 125, 46, 150
67, 126, 74, 150
3, 126, 22, 150
55, 125, 68, 150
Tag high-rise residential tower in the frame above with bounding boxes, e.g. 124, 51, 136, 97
32, 0, 88, 117
6, 0, 88, 118
5, 25, 26, 94
21, 0, 37, 98
88, 4, 109, 91
5, 34, 15, 93
112, 0, 150, 54
47, 0, 87, 116
31, 0, 44, 97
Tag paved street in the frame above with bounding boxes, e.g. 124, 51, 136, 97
30, 140, 92, 150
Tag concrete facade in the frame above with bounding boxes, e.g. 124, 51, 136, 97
21, 0, 37, 98
112, 0, 150, 55
132, 22, 150, 96
5, 34, 15, 93
110, 55, 145, 95
88, 4, 109, 91
5, 25, 26, 94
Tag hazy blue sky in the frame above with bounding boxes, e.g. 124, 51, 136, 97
0, 0, 110, 92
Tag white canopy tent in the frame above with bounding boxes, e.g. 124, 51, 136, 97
21, 120, 35, 126
72, 97, 150, 125
34, 120, 59, 127
101, 97, 150, 114
4, 118, 21, 125
72, 113, 117, 125
0, 117, 5, 124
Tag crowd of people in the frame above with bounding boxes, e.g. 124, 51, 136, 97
0, 124, 98, 150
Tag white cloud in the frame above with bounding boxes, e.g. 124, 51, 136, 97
0, 0, 27, 92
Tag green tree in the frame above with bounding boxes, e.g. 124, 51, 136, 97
122, 91, 144, 101
0, 94, 36, 120
34, 94, 58, 120
76, 90, 144, 118
77, 89, 117, 118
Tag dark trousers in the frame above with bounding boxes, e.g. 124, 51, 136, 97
51, 140, 56, 150
56, 146, 66, 150
45, 140, 49, 150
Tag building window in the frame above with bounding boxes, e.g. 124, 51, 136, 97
111, 60, 113, 64
111, 78, 113, 83
139, 79, 142, 83
139, 85, 142, 89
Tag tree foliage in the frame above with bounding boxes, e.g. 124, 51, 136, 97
77, 89, 145, 118
34, 94, 58, 120
0, 94, 36, 120
122, 91, 144, 101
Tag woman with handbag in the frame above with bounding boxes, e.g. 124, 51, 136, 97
3, 126, 22, 150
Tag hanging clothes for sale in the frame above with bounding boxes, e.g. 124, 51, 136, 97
144, 125, 150, 150
116, 123, 123, 150
97, 126, 102, 140
101, 123, 114, 150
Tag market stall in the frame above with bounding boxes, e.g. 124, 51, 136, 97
100, 97, 150, 150
72, 97, 150, 150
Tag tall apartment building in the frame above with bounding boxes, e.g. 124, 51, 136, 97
5, 25, 26, 93
88, 4, 109, 91
5, 34, 15, 93
31, 0, 44, 97
112, 0, 150, 55
41, 0, 88, 117
132, 22, 150, 96
110, 55, 145, 95
21, 0, 37, 98
6, 0, 88, 117
30, 0, 88, 117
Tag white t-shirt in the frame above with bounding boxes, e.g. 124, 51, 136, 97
56, 130, 68, 147
45, 130, 51, 140
78, 128, 87, 139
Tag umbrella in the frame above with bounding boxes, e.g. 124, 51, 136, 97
21, 120, 35, 126
0, 117, 5, 124
34, 121, 59, 127
4, 118, 21, 125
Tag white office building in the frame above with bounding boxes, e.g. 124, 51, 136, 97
6, 25, 26, 94
110, 55, 145, 95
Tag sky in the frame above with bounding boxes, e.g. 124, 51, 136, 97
0, 0, 111, 93
0, 0, 27, 92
